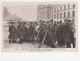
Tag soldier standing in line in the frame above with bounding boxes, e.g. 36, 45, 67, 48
8, 22, 16, 44
29, 22, 35, 43
56, 21, 65, 46
44, 21, 50, 43
13, 22, 18, 43
26, 22, 30, 42
22, 22, 27, 42
34, 22, 40, 42
38, 21, 45, 43
17, 22, 25, 44
47, 20, 56, 47
50, 20, 56, 41
24, 22, 29, 42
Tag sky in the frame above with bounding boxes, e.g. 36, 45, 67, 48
3, 3, 38, 21
3, 2, 76, 21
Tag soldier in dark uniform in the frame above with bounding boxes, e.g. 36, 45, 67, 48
24, 22, 29, 42
29, 22, 35, 42
34, 22, 40, 42
63, 22, 75, 48
26, 22, 30, 42
56, 21, 65, 46
13, 22, 18, 43
17, 22, 25, 44
45, 20, 56, 48
38, 21, 45, 43
8, 22, 16, 44
44, 21, 50, 44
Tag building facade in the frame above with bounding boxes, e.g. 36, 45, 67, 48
37, 3, 76, 23
37, 4, 52, 21
51, 4, 75, 23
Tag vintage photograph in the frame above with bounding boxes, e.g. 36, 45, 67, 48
1, 2, 78, 52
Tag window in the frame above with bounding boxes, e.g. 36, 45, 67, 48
61, 7, 62, 11
57, 14, 59, 18
54, 8, 56, 12
54, 14, 56, 19
43, 10, 44, 13
53, 9, 54, 12
73, 4, 75, 8
40, 16, 42, 19
58, 7, 60, 11
72, 11, 75, 17
43, 15, 44, 18
64, 12, 66, 18
47, 15, 49, 19
52, 9, 53, 13
52, 15, 53, 19
64, 5, 66, 10
47, 10, 49, 13
72, 19, 74, 24
57, 8, 59, 12
68, 4, 70, 9
68, 12, 70, 17
60, 13, 62, 18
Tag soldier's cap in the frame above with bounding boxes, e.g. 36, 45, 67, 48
57, 22, 59, 24
30, 22, 33, 23
46, 21, 49, 23
35, 22, 38, 24
50, 19, 53, 22
20, 22, 23, 24
42, 21, 45, 23
9, 22, 15, 24
25, 22, 28, 24
34, 21, 36, 23
39, 20, 42, 22
68, 20, 71, 22
60, 21, 62, 23
23, 22, 26, 24
17, 21, 20, 23
26, 23, 29, 25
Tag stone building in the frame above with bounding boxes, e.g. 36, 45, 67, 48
37, 4, 52, 21
51, 4, 76, 23
37, 3, 76, 23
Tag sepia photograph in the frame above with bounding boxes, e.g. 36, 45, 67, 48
1, 2, 78, 52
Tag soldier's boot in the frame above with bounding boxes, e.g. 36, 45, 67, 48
32, 38, 35, 45
72, 40, 75, 48
19, 39, 22, 44
9, 39, 11, 44
39, 37, 42, 43
29, 38, 32, 43
66, 42, 71, 48
73, 43, 75, 48
12, 39, 14, 43
49, 42, 56, 48
14, 39, 16, 43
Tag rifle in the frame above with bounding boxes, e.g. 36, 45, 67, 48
36, 25, 42, 42
35, 29, 40, 42
38, 25, 49, 48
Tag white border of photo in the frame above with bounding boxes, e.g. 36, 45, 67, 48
0, 0, 80, 61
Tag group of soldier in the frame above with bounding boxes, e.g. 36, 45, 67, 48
8, 19, 75, 48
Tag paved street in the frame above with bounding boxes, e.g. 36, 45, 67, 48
4, 40, 51, 49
